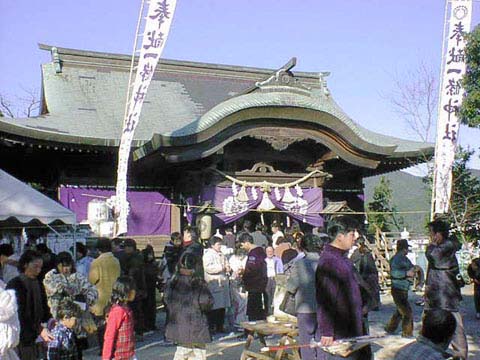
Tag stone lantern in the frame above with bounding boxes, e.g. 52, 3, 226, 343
401, 227, 410, 240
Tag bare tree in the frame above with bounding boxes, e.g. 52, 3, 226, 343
385, 62, 438, 143
381, 62, 440, 182
0, 94, 15, 118
0, 88, 40, 118
384, 63, 480, 240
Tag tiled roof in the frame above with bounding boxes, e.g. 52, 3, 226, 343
0, 45, 433, 160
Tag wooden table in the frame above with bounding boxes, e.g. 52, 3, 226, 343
240, 320, 301, 360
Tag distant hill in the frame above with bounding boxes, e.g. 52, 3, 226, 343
363, 168, 480, 235
363, 171, 430, 234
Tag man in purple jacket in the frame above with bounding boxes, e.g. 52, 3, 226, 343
239, 232, 268, 321
315, 216, 364, 359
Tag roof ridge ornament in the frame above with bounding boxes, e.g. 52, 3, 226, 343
248, 57, 311, 94
255, 57, 296, 87
51, 47, 62, 73
319, 72, 331, 96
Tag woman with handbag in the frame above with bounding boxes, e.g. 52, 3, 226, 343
43, 252, 98, 359
285, 234, 323, 360
228, 246, 248, 330
203, 236, 231, 334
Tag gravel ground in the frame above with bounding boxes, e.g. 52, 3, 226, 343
83, 284, 480, 359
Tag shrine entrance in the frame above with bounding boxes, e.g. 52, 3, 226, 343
184, 163, 331, 239
235, 210, 314, 234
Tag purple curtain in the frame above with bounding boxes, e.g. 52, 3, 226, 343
185, 196, 196, 225
200, 186, 262, 224
59, 187, 171, 235
196, 186, 324, 227
270, 187, 324, 227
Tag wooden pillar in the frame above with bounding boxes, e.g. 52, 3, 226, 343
170, 204, 181, 233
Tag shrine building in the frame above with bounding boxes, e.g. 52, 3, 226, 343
0, 45, 434, 243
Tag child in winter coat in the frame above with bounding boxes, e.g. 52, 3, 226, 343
164, 253, 214, 360
102, 276, 136, 360
47, 299, 80, 360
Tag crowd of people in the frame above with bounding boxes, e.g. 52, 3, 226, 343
0, 216, 479, 360
0, 237, 156, 360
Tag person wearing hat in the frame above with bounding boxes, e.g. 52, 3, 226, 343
385, 238, 415, 337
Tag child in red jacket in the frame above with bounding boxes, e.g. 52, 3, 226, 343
102, 276, 136, 360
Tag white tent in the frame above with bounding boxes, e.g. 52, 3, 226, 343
0, 169, 76, 224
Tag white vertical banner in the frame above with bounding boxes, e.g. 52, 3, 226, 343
115, 0, 177, 236
433, 0, 472, 214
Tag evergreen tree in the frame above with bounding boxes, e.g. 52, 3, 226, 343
426, 147, 480, 242
459, 25, 480, 128
367, 176, 404, 233
448, 148, 480, 241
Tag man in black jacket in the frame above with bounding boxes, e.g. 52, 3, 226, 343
124, 238, 147, 338
239, 232, 268, 321
179, 226, 204, 277
7, 250, 53, 359
163, 232, 183, 278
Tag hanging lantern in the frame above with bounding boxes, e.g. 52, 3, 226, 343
286, 216, 291, 228
236, 184, 249, 202
258, 191, 275, 211
261, 213, 265, 225
295, 184, 303, 197
282, 186, 296, 203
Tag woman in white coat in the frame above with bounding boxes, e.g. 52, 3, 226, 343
0, 279, 20, 360
203, 236, 231, 334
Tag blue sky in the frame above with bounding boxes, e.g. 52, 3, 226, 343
1, 0, 479, 169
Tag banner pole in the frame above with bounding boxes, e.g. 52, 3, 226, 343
431, 0, 451, 221
113, 0, 178, 236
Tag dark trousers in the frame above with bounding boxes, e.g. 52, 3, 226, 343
95, 315, 106, 353
15, 344, 38, 360
207, 308, 226, 333
75, 336, 88, 359
130, 298, 145, 336
265, 278, 276, 315
474, 283, 480, 313
297, 312, 318, 360
143, 291, 157, 330
385, 288, 413, 336
246, 291, 267, 321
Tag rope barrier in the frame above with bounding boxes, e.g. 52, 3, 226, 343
211, 168, 330, 188
150, 201, 432, 215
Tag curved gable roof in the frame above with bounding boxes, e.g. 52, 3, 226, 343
0, 45, 433, 167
